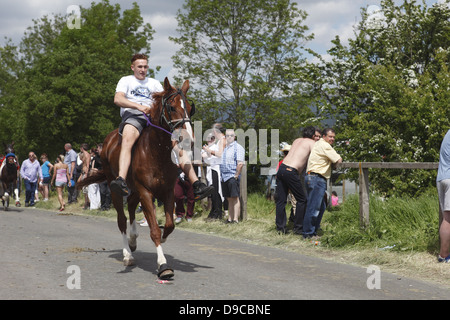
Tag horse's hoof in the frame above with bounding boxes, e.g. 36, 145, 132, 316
157, 263, 174, 280
123, 257, 135, 266
129, 244, 137, 252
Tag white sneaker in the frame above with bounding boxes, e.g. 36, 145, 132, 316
175, 217, 182, 224
137, 218, 146, 224
186, 218, 192, 222
140, 220, 148, 227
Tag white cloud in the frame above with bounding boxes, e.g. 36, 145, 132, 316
0, 0, 441, 77
143, 13, 181, 70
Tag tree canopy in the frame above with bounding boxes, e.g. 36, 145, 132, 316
0, 0, 155, 160
307, 0, 450, 196
170, 0, 318, 140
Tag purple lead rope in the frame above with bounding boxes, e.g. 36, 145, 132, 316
142, 113, 173, 136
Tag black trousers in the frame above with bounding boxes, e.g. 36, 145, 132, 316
99, 180, 111, 209
275, 163, 307, 233
208, 169, 223, 219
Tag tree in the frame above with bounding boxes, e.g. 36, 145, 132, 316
170, 0, 317, 141
309, 0, 450, 196
0, 0, 155, 160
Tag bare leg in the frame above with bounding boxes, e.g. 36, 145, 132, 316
440, 211, 450, 259
118, 125, 140, 179
228, 197, 240, 222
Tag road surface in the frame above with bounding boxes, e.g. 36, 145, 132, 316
0, 207, 449, 303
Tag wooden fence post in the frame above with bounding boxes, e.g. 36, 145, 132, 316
239, 162, 247, 221
337, 162, 438, 230
358, 163, 370, 229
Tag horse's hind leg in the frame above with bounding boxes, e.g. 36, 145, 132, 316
112, 193, 135, 266
127, 192, 140, 252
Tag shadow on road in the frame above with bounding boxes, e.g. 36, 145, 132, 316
106, 250, 214, 277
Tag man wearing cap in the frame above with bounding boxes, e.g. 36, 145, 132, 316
275, 126, 316, 234
303, 128, 342, 238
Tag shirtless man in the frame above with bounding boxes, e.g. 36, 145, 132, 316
275, 126, 316, 234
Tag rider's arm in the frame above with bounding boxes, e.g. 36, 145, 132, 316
114, 92, 152, 114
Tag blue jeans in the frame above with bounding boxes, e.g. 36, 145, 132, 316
303, 174, 327, 237
24, 179, 37, 205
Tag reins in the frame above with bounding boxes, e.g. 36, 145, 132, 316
143, 89, 193, 136
142, 113, 173, 136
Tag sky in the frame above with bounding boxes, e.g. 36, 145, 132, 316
0, 0, 444, 82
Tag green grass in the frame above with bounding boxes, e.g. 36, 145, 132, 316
320, 190, 440, 253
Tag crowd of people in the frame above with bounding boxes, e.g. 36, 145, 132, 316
7, 142, 112, 212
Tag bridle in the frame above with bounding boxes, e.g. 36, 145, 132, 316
160, 89, 195, 133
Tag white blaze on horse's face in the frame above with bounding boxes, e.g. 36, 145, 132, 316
181, 99, 194, 142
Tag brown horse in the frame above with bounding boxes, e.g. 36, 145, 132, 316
78, 78, 196, 280
0, 142, 21, 210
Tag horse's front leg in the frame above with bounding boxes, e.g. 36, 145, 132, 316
140, 191, 174, 280
161, 192, 175, 242
14, 184, 20, 207
1, 182, 9, 211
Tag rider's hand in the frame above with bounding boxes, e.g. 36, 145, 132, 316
139, 104, 152, 115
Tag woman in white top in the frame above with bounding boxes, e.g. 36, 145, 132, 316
202, 124, 226, 220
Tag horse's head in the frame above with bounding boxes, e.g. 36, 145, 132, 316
4, 141, 15, 155
159, 77, 195, 131
157, 78, 195, 147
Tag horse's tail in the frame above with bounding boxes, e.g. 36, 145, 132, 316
76, 170, 107, 190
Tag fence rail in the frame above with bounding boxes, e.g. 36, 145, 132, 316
335, 162, 439, 228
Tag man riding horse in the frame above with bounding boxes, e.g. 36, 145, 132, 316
110, 53, 213, 200
78, 54, 209, 279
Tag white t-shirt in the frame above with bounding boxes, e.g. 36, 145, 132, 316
115, 75, 163, 117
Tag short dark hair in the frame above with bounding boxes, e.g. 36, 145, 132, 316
302, 126, 316, 139
212, 123, 225, 134
322, 128, 335, 136
131, 53, 148, 63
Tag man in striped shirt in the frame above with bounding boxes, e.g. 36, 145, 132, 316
220, 129, 245, 223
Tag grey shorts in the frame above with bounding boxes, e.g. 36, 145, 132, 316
437, 179, 450, 212
55, 181, 66, 187
119, 110, 148, 135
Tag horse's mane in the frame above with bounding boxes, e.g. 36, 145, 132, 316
152, 90, 166, 109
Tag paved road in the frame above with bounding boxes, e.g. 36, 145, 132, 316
0, 207, 449, 301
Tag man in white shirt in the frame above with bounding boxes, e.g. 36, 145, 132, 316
20, 151, 43, 207
111, 54, 212, 200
